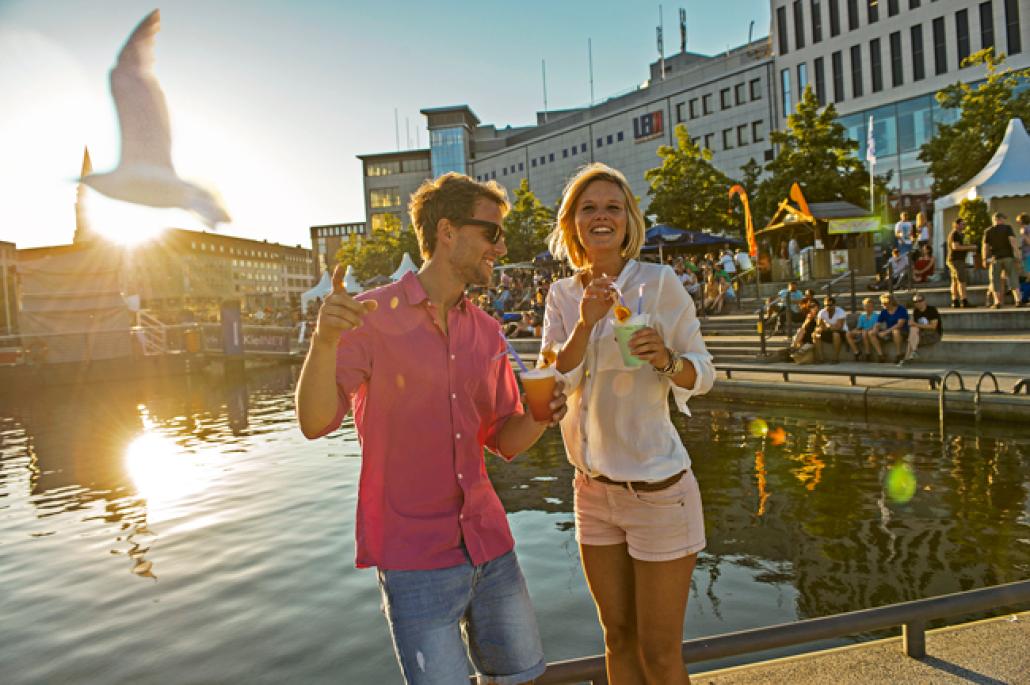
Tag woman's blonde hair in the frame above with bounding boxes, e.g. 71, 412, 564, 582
915, 211, 927, 228
547, 163, 646, 270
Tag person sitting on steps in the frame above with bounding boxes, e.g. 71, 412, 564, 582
814, 296, 859, 363
868, 293, 909, 363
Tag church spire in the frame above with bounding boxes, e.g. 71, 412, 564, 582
74, 146, 93, 243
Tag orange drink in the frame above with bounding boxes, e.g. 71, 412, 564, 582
521, 367, 557, 421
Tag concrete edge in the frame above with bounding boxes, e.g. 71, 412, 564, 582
709, 379, 1030, 421
692, 611, 1028, 678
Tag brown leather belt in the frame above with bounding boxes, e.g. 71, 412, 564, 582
588, 469, 686, 492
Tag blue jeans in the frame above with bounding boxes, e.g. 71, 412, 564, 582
377, 550, 545, 685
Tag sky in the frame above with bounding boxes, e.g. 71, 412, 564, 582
0, 0, 770, 249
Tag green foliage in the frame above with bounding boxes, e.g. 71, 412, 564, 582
739, 158, 762, 199
754, 86, 888, 225
920, 49, 1030, 196
335, 213, 421, 282
645, 124, 736, 233
958, 197, 991, 244
501, 179, 555, 263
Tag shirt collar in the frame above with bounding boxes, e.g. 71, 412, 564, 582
399, 271, 468, 311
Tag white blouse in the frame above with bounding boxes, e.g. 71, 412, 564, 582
542, 260, 716, 482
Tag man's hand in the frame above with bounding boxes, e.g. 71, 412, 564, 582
314, 264, 378, 349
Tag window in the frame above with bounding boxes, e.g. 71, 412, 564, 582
867, 0, 878, 23
957, 9, 970, 66
798, 62, 809, 96
910, 0, 920, 7
888, 0, 899, 17
689, 98, 699, 118
606, 134, 613, 145
562, 149, 568, 158
581, 143, 587, 153
702, 93, 713, 114
617, 132, 624, 142
402, 158, 429, 173
829, 0, 841, 36
548, 153, 554, 162
704, 133, 715, 149
722, 128, 735, 150
676, 102, 685, 122
370, 213, 399, 232
531, 158, 537, 167
848, 0, 859, 30
737, 124, 748, 146
933, 17, 947, 74
814, 56, 827, 104
912, 24, 925, 80
750, 78, 763, 100
890, 31, 903, 86
980, 2, 995, 51
721, 88, 732, 109
812, 0, 823, 42
518, 162, 524, 171
539, 156, 545, 165
850, 44, 863, 97
370, 187, 400, 208
1006, 0, 1022, 54
596, 137, 603, 147
794, 0, 806, 49
752, 120, 765, 142
367, 161, 400, 176
777, 6, 790, 54
781, 68, 792, 117
870, 38, 883, 92
832, 50, 844, 102
735, 83, 746, 105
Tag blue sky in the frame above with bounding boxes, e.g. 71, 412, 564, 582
0, 0, 769, 248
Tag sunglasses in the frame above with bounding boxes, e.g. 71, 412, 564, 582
454, 218, 504, 244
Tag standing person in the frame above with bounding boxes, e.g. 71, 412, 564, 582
296, 173, 568, 685
898, 293, 943, 365
720, 249, 737, 277
542, 163, 715, 684
982, 212, 1023, 308
914, 211, 932, 250
1018, 213, 1030, 304
815, 296, 859, 363
868, 293, 909, 363
947, 218, 975, 308
895, 212, 914, 256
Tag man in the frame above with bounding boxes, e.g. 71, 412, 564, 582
887, 247, 910, 290
847, 297, 881, 361
898, 293, 943, 366
868, 293, 909, 363
766, 280, 804, 333
296, 173, 567, 685
982, 212, 1023, 309
734, 248, 753, 274
720, 249, 737, 276
815, 295, 859, 363
947, 218, 974, 308
894, 212, 914, 256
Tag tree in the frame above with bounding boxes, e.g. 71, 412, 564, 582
920, 49, 1030, 196
335, 213, 421, 282
501, 179, 554, 263
755, 86, 888, 225
739, 158, 763, 200
958, 197, 991, 246
645, 124, 737, 234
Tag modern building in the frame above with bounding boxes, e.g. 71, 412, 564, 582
310, 221, 366, 277
770, 0, 1030, 208
358, 38, 777, 221
126, 229, 313, 313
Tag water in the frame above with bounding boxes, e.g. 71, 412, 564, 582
1, 367, 1028, 683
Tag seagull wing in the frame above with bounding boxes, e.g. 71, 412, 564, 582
110, 10, 174, 171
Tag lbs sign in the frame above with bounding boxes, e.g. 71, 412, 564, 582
633, 111, 664, 142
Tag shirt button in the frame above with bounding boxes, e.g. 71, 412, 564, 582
456, 433, 462, 440
451, 393, 457, 399
459, 514, 464, 520
457, 473, 463, 479
450, 354, 456, 360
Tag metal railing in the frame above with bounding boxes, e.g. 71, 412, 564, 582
821, 269, 858, 313
517, 580, 1030, 684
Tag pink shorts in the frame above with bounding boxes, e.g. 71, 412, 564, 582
573, 469, 707, 562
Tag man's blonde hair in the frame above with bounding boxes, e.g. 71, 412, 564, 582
408, 173, 509, 258
547, 163, 645, 270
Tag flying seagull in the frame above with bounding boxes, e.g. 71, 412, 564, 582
83, 9, 231, 228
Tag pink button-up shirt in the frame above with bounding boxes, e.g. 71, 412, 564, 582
313, 272, 524, 570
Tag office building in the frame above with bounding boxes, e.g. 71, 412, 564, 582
310, 222, 366, 277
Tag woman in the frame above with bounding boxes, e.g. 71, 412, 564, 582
542, 163, 715, 684
702, 273, 724, 314
912, 244, 935, 283
914, 211, 932, 249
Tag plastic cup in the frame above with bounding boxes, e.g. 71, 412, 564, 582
613, 313, 650, 368
521, 367, 557, 422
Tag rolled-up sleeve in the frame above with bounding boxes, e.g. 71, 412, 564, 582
541, 285, 586, 394
657, 268, 715, 414
309, 312, 375, 438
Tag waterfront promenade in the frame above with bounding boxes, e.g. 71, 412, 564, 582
699, 612, 1030, 684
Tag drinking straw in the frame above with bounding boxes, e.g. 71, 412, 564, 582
499, 330, 530, 373
637, 283, 645, 315
603, 273, 628, 307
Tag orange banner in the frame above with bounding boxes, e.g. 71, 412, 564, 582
728, 184, 757, 258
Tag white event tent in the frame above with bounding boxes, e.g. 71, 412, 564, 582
301, 265, 363, 312
390, 253, 419, 281
933, 118, 1030, 259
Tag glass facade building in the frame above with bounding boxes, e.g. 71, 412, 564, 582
430, 127, 468, 176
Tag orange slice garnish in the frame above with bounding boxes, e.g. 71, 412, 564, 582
539, 348, 557, 367
613, 305, 632, 322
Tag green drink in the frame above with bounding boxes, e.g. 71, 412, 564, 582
613, 313, 650, 368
